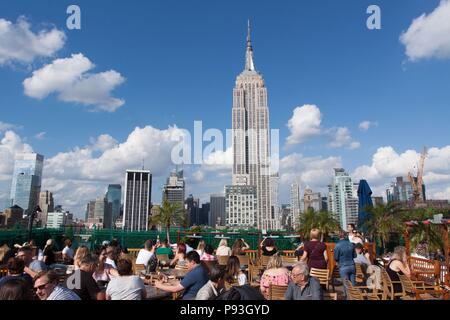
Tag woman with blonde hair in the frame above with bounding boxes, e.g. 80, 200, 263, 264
386, 246, 411, 295
216, 239, 231, 256
259, 254, 289, 299
300, 228, 328, 270
74, 246, 89, 270
196, 240, 206, 257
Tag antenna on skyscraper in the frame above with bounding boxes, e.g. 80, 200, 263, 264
142, 158, 145, 170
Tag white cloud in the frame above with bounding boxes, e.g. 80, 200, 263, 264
0, 122, 17, 132
0, 131, 33, 181
328, 127, 360, 150
89, 134, 118, 152
279, 153, 342, 202
433, 187, 450, 200
400, 0, 450, 61
286, 105, 322, 145
23, 53, 126, 112
34, 132, 46, 140
352, 146, 450, 199
359, 121, 378, 132
0, 17, 65, 65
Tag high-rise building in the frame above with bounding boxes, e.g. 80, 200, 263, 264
86, 200, 96, 221
123, 170, 152, 231
162, 170, 185, 207
231, 22, 273, 230
0, 205, 24, 228
225, 185, 257, 229
106, 184, 122, 224
304, 188, 322, 212
270, 174, 281, 230
47, 211, 73, 229
200, 203, 210, 226
321, 197, 329, 212
328, 168, 359, 230
386, 177, 426, 203
210, 194, 226, 227
185, 195, 200, 226
290, 183, 301, 229
87, 197, 112, 229
38, 191, 54, 227
13, 173, 40, 216
372, 196, 384, 207
280, 204, 293, 231
10, 153, 44, 210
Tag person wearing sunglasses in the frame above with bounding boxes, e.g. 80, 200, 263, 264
33, 270, 80, 300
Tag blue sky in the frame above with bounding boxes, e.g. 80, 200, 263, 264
1, 0, 450, 218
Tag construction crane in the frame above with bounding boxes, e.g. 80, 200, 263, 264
407, 147, 428, 205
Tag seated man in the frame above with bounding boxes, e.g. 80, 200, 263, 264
155, 251, 208, 300
156, 239, 174, 259
72, 254, 106, 300
135, 240, 155, 267
34, 270, 80, 300
16, 246, 46, 279
285, 263, 322, 300
196, 265, 225, 300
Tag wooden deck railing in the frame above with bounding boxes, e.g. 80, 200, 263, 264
408, 256, 441, 285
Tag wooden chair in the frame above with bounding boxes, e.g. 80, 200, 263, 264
346, 280, 380, 300
217, 255, 230, 266
248, 264, 263, 288
238, 255, 250, 268
156, 254, 170, 269
260, 255, 271, 268
381, 269, 405, 300
408, 257, 440, 286
281, 255, 298, 266
268, 284, 288, 300
398, 274, 445, 300
355, 263, 365, 285
134, 263, 146, 275
323, 292, 338, 301
310, 268, 331, 291
203, 260, 218, 273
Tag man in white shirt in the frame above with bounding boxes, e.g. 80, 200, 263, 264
62, 239, 74, 263
135, 240, 155, 267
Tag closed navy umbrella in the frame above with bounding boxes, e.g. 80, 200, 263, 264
357, 180, 373, 234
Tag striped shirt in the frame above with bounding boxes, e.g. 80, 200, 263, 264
47, 285, 81, 300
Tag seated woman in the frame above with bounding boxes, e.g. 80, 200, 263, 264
225, 256, 247, 287
216, 239, 231, 257
74, 246, 89, 270
170, 243, 187, 268
260, 254, 289, 299
260, 238, 278, 256
196, 240, 206, 257
300, 229, 328, 270
93, 246, 118, 289
386, 246, 411, 296
201, 244, 217, 261
231, 239, 250, 256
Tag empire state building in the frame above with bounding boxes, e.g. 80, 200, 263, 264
231, 22, 276, 230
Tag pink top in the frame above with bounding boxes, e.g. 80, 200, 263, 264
260, 271, 289, 297
201, 253, 217, 261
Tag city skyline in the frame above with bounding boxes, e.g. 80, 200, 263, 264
1, 1, 450, 219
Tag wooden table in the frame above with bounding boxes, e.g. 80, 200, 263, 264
145, 285, 173, 300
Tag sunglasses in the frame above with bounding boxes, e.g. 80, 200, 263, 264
34, 283, 49, 291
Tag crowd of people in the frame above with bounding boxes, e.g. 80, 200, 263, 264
0, 225, 441, 300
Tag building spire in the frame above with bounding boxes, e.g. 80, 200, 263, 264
245, 19, 255, 71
